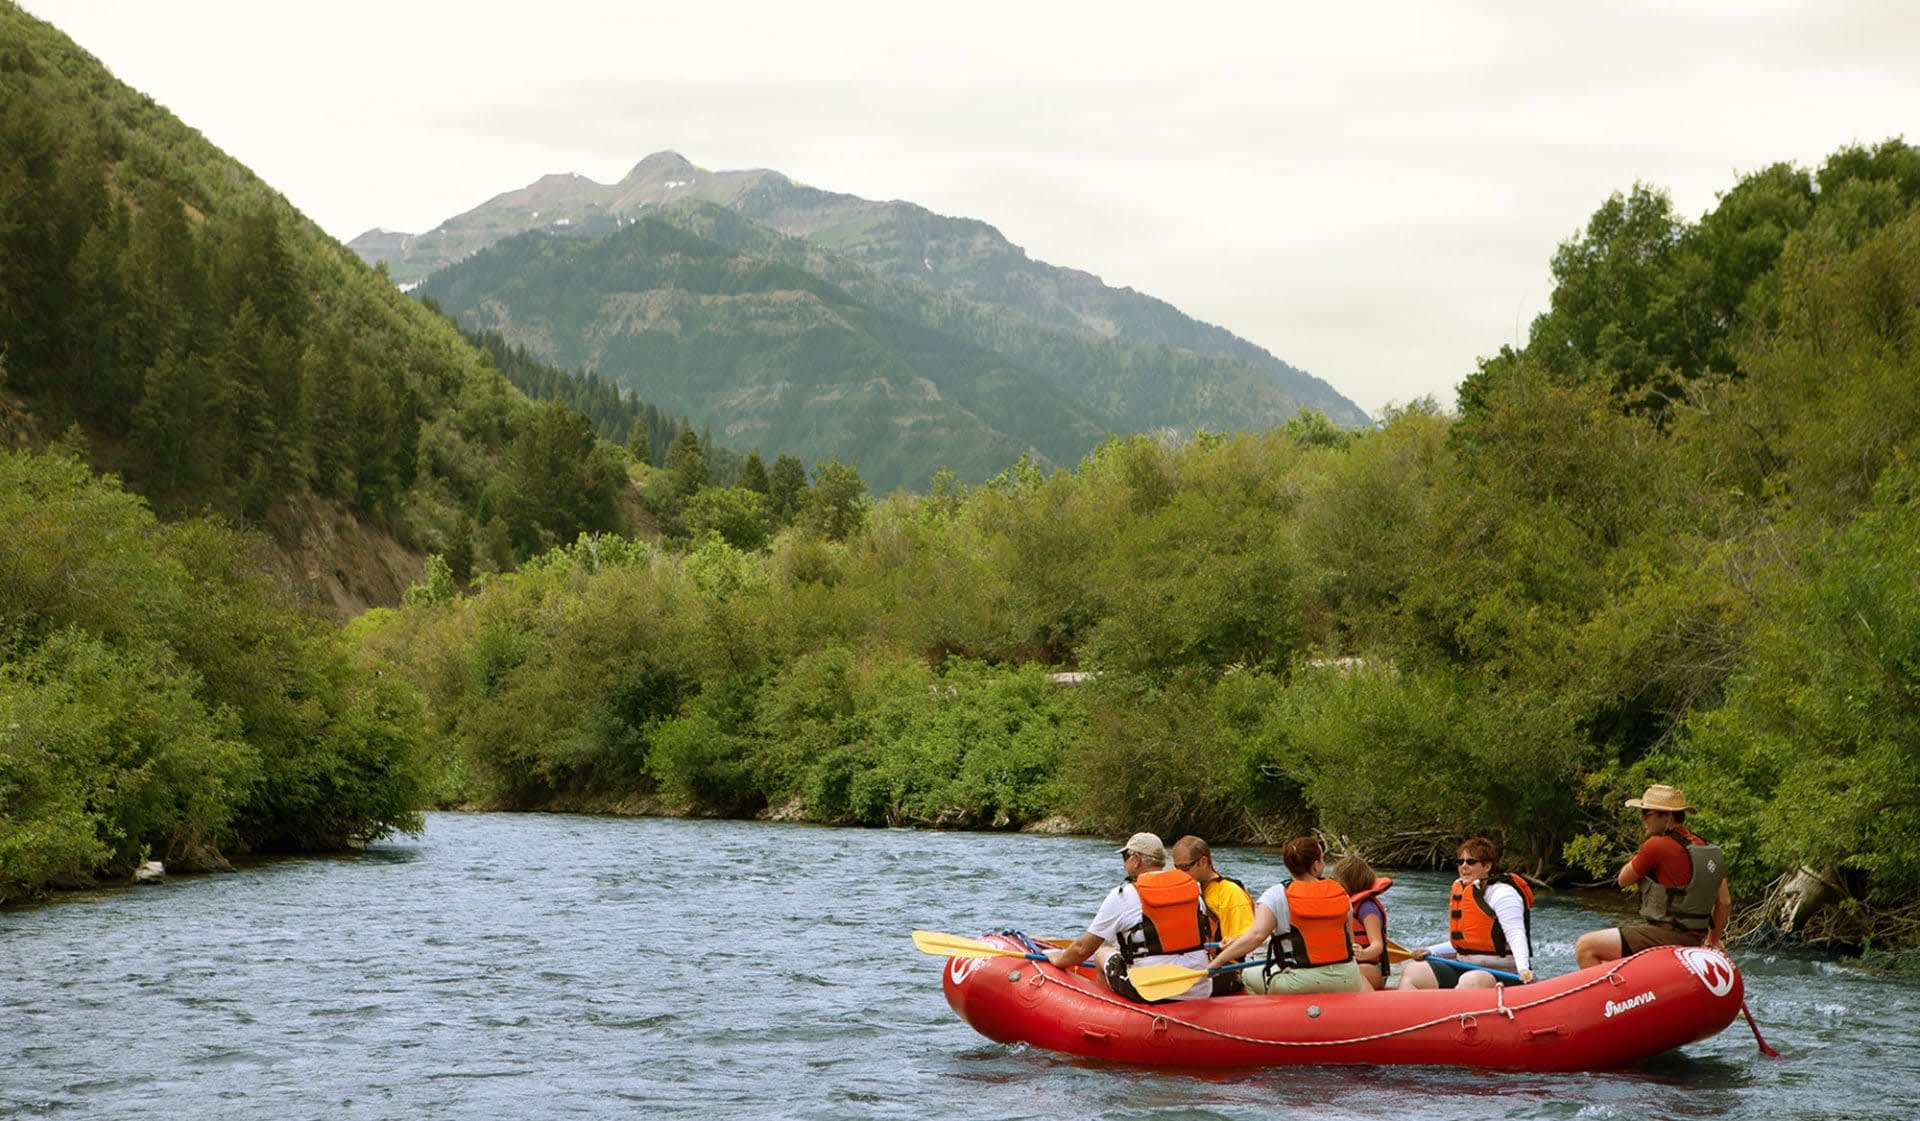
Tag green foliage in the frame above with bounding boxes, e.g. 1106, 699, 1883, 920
1465, 139, 1920, 425
767, 452, 808, 527
1676, 461, 1920, 903
1, 628, 254, 880
683, 534, 770, 600
404, 554, 458, 607
0, 6, 638, 572
665, 427, 709, 497
648, 707, 763, 813
1065, 671, 1257, 840
1246, 664, 1591, 869
1081, 465, 1308, 679
803, 459, 868, 541
0, 448, 428, 897
738, 449, 769, 495
1285, 408, 1350, 450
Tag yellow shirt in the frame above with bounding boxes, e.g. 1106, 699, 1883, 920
1202, 876, 1255, 942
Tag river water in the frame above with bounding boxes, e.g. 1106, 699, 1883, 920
4, 813, 1918, 1120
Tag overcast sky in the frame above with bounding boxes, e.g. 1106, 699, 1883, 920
20, 1, 1920, 417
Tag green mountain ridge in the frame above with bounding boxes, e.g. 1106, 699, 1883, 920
647, 198, 1342, 441
419, 219, 1109, 490
351, 151, 1369, 435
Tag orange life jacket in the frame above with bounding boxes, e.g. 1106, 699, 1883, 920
1118, 868, 1206, 962
1449, 873, 1534, 956
1269, 878, 1355, 969
1347, 875, 1392, 975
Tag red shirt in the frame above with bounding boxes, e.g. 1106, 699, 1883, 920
1630, 833, 1695, 887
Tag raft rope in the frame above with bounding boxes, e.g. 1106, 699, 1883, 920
1033, 955, 1639, 1049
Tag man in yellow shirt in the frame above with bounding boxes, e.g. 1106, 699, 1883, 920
1172, 836, 1254, 993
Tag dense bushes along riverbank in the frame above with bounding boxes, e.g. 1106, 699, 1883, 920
1, 447, 428, 901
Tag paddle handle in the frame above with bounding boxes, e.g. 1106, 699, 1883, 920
1441, 958, 1523, 983
1390, 937, 1524, 982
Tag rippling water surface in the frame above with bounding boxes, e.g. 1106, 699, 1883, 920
4, 813, 1919, 1119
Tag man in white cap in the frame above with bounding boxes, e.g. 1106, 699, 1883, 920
1574, 784, 1731, 968
1047, 832, 1213, 1002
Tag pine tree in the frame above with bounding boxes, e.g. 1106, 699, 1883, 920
130, 348, 198, 497
123, 181, 207, 370
805, 458, 868, 541
627, 418, 652, 465
301, 337, 355, 498
666, 427, 708, 497
65, 209, 136, 430
739, 448, 769, 494
767, 452, 807, 527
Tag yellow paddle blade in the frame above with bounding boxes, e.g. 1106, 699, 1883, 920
1127, 962, 1209, 1002
1385, 938, 1415, 963
912, 930, 1028, 959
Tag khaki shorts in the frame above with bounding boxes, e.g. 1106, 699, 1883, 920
1620, 922, 1707, 954
1244, 960, 1367, 995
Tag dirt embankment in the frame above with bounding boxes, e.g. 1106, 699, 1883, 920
258, 493, 425, 619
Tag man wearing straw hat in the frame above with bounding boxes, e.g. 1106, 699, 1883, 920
1574, 784, 1732, 968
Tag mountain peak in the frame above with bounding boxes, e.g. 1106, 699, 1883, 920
622, 151, 698, 183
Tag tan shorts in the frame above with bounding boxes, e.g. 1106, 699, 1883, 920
1620, 922, 1707, 954
1243, 960, 1367, 995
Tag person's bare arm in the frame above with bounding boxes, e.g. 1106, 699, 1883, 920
1617, 856, 1645, 888
1706, 879, 1732, 948
1355, 913, 1384, 964
1209, 904, 1276, 969
1048, 931, 1104, 969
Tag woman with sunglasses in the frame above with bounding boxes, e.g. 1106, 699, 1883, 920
1398, 836, 1536, 990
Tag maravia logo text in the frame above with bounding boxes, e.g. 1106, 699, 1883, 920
1603, 991, 1657, 1018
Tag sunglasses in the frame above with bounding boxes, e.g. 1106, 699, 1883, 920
1456, 858, 1487, 867
1639, 808, 1668, 818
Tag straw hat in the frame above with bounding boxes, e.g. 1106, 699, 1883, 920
1625, 784, 1691, 813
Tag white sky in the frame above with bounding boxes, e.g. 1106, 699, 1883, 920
20, 0, 1920, 417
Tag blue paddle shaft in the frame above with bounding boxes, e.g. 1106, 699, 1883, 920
1434, 957, 1522, 983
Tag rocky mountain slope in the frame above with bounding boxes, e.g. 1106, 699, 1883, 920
359, 154, 1367, 487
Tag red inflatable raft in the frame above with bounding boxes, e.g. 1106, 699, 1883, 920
939, 933, 1743, 1070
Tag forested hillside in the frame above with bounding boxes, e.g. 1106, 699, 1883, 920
359, 141, 1920, 950
0, 2, 630, 611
